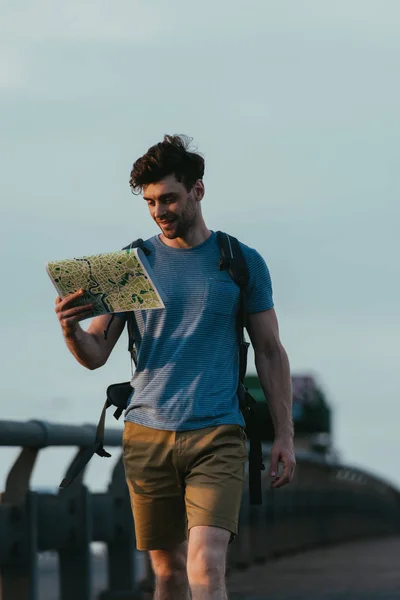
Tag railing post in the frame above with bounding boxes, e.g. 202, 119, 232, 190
249, 469, 271, 564
58, 449, 93, 600
0, 447, 39, 600
96, 455, 143, 599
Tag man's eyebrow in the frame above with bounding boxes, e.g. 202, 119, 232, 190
143, 192, 177, 202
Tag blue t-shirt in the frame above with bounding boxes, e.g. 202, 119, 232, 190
119, 231, 274, 431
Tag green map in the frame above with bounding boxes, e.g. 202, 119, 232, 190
46, 248, 165, 317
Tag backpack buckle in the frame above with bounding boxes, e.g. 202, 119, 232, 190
219, 256, 230, 271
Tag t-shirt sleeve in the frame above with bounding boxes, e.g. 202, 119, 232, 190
115, 312, 127, 320
243, 248, 274, 314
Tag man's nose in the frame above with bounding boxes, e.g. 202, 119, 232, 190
153, 203, 168, 219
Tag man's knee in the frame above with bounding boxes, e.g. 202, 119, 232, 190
187, 545, 226, 586
187, 527, 229, 587
150, 543, 188, 586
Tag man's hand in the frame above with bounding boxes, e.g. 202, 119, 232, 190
53, 292, 125, 370
55, 289, 94, 336
269, 436, 296, 489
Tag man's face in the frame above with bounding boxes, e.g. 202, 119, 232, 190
143, 174, 201, 239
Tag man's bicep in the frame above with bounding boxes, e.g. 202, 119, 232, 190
246, 308, 281, 355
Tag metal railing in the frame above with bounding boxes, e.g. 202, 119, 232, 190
0, 419, 399, 600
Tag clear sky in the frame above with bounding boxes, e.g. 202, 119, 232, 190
1, 1, 399, 492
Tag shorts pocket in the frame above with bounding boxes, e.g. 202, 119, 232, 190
203, 278, 239, 316
237, 425, 247, 443
122, 421, 137, 450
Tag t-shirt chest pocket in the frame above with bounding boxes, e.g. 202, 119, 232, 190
203, 278, 240, 316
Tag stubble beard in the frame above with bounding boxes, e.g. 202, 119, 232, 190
159, 197, 198, 240
163, 215, 197, 239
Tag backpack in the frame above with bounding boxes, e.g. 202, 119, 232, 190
60, 232, 265, 505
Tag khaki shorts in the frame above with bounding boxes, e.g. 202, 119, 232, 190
122, 421, 247, 551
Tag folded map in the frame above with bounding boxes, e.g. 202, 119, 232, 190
46, 247, 166, 317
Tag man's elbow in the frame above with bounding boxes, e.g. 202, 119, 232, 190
83, 355, 108, 370
85, 333, 110, 370
255, 340, 287, 361
86, 362, 102, 371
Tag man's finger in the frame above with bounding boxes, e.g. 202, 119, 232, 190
55, 292, 88, 313
269, 450, 280, 478
62, 311, 94, 327
271, 458, 296, 488
58, 304, 94, 319
56, 289, 86, 310
271, 474, 290, 489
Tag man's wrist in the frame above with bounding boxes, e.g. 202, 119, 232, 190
274, 426, 294, 441
62, 323, 79, 339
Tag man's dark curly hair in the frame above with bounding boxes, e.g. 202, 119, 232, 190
129, 134, 205, 195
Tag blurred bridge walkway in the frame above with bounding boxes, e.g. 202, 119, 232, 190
2, 420, 400, 600
227, 535, 400, 600
36, 534, 400, 599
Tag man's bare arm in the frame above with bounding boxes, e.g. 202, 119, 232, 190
55, 290, 126, 370
247, 308, 293, 438
246, 308, 295, 487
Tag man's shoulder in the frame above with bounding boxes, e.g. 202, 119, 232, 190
227, 234, 264, 264
122, 235, 158, 251
233, 236, 271, 283
142, 235, 159, 250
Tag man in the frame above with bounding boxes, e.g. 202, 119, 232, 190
55, 135, 295, 600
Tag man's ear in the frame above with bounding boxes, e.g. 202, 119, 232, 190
194, 179, 205, 201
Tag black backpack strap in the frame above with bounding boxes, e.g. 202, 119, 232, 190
216, 232, 249, 380
103, 238, 150, 359
59, 397, 112, 488
59, 380, 133, 488
122, 238, 151, 255
122, 238, 150, 365
216, 231, 250, 383
61, 239, 149, 487
216, 231, 265, 505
